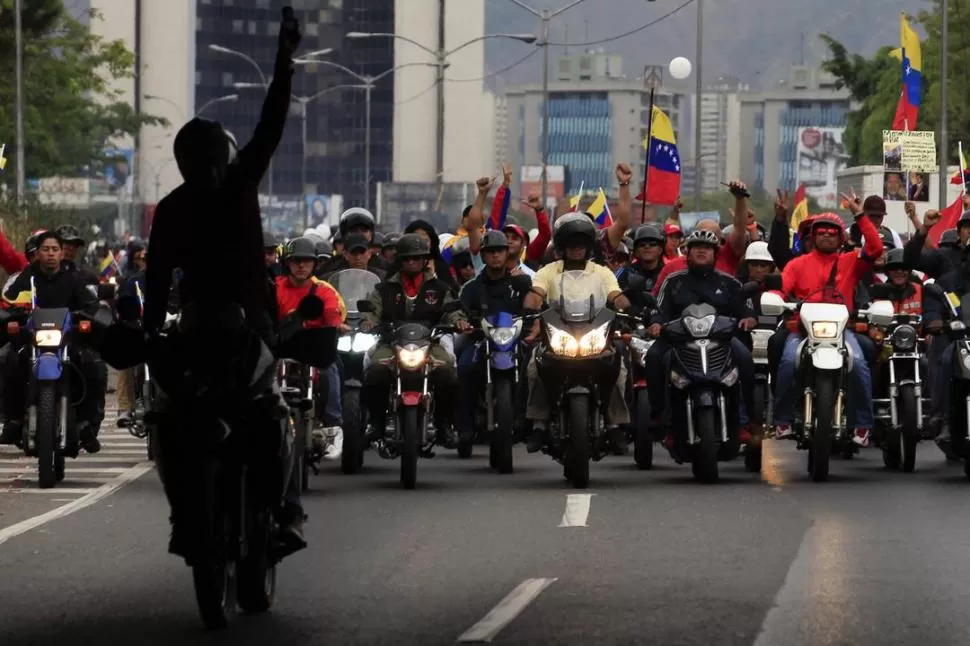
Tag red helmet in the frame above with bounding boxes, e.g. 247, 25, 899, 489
810, 213, 846, 243
797, 216, 816, 239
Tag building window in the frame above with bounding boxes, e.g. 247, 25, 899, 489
248, 20, 258, 35
319, 9, 333, 23
222, 72, 233, 87
305, 22, 319, 37
196, 17, 202, 31
195, 70, 201, 85
232, 19, 243, 34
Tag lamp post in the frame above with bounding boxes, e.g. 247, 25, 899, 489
145, 92, 239, 120
938, 1, 949, 210
346, 31, 536, 193
694, 0, 703, 211
208, 44, 333, 220
14, 0, 25, 204
508, 0, 589, 207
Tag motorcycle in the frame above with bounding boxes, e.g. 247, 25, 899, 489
330, 269, 381, 474
278, 359, 315, 491
357, 299, 455, 489
0, 278, 114, 488
745, 306, 780, 474
864, 284, 926, 472
475, 311, 524, 474
627, 324, 656, 470
761, 290, 853, 482
534, 270, 624, 489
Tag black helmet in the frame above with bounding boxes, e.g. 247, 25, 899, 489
263, 230, 279, 250
173, 117, 237, 183
633, 223, 665, 246
339, 207, 376, 236
371, 231, 385, 248
939, 228, 959, 248
315, 239, 333, 259
382, 233, 401, 249
24, 229, 47, 257
56, 224, 85, 246
553, 214, 597, 253
396, 233, 431, 260
481, 230, 509, 250
283, 237, 318, 261
332, 230, 343, 244
884, 248, 906, 269
878, 226, 896, 250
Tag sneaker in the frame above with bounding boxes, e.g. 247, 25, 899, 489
852, 427, 871, 447
78, 423, 101, 454
774, 424, 795, 440
526, 424, 545, 453
117, 411, 133, 428
739, 426, 753, 445
323, 426, 343, 460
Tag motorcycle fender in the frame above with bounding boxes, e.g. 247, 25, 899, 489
344, 378, 363, 388
400, 391, 423, 406
565, 386, 590, 395
692, 389, 717, 407
810, 346, 843, 371
33, 353, 63, 381
490, 350, 515, 371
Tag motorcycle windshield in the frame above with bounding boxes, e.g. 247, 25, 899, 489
329, 269, 381, 318
555, 270, 607, 323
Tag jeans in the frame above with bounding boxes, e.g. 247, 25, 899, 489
322, 362, 342, 427
645, 337, 754, 426
774, 332, 874, 428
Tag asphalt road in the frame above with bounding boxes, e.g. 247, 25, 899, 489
2, 437, 970, 646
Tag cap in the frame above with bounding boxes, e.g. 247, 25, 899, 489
344, 233, 370, 252
862, 195, 887, 217
664, 224, 683, 237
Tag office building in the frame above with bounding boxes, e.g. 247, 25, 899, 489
503, 51, 689, 199
694, 76, 746, 194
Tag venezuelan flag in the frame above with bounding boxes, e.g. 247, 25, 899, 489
643, 106, 681, 206
790, 184, 809, 251
585, 188, 612, 229
99, 253, 119, 279
950, 144, 970, 186
488, 184, 511, 230
568, 180, 585, 212
0, 144, 7, 175
890, 14, 921, 131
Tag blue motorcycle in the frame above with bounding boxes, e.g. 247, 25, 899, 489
479, 312, 524, 473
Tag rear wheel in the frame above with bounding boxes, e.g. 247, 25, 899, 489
566, 396, 591, 489
810, 375, 836, 482
36, 385, 58, 489
634, 390, 653, 470
236, 509, 277, 614
400, 407, 419, 489
899, 384, 919, 473
192, 467, 237, 630
340, 390, 364, 474
691, 407, 720, 483
493, 379, 514, 474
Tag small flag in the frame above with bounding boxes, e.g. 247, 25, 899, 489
928, 191, 966, 247
790, 184, 809, 251
889, 13, 922, 131
585, 188, 612, 229
950, 143, 969, 186
0, 144, 7, 175
99, 253, 119, 278
487, 184, 511, 230
568, 180, 585, 212
639, 106, 681, 206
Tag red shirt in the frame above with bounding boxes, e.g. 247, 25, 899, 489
651, 244, 742, 295
274, 275, 345, 328
401, 272, 424, 297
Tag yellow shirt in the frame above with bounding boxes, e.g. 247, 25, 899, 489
531, 260, 620, 304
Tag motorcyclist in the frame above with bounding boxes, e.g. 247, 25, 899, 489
359, 233, 470, 447
644, 229, 757, 443
501, 224, 537, 277
772, 209, 884, 446
380, 233, 399, 264
0, 231, 102, 450
522, 214, 633, 452
621, 223, 666, 307
324, 233, 386, 281
903, 199, 970, 279
664, 224, 683, 260
275, 237, 347, 460
55, 225, 99, 286
313, 238, 333, 274
144, 12, 308, 557
264, 231, 282, 278
320, 208, 390, 275
848, 196, 903, 249
116, 239, 148, 427
456, 230, 531, 445
449, 237, 478, 287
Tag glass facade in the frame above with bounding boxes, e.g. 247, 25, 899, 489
542, 92, 612, 193
776, 102, 850, 189
195, 0, 394, 213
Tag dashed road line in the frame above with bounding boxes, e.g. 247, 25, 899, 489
457, 578, 558, 643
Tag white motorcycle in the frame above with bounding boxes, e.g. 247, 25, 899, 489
761, 293, 853, 481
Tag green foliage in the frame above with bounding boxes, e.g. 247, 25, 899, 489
0, 1, 166, 180
821, 1, 970, 166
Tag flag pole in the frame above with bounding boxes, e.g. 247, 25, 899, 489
641, 87, 655, 224
960, 141, 967, 194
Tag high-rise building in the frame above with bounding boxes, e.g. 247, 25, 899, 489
503, 51, 689, 200
694, 77, 745, 195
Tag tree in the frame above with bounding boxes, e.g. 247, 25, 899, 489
821, 0, 970, 166
0, 1, 165, 181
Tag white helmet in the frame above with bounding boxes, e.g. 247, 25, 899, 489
315, 223, 331, 240
743, 241, 774, 263
438, 233, 454, 252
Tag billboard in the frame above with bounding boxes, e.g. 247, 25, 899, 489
520, 165, 566, 209
796, 127, 850, 209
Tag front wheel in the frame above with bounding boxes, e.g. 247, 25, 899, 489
236, 509, 277, 615
400, 406, 419, 489
566, 396, 591, 489
691, 407, 719, 483
492, 379, 515, 474
36, 384, 59, 489
192, 467, 237, 630
898, 384, 920, 473
810, 374, 837, 482
340, 389, 364, 475
634, 390, 653, 470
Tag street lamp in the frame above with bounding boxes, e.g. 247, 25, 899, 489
292, 59, 441, 210
208, 44, 331, 215
508, 0, 589, 207
346, 31, 536, 192
694, 0, 703, 211
145, 92, 238, 119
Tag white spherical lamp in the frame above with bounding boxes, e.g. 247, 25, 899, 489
669, 57, 692, 80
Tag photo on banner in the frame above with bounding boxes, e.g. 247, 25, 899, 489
882, 130, 936, 203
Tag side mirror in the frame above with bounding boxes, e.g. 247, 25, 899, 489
356, 299, 376, 313
868, 283, 891, 301
740, 281, 761, 298
297, 295, 324, 321
116, 295, 142, 322
866, 300, 895, 326
763, 274, 783, 291
97, 283, 117, 301
510, 274, 532, 294
760, 291, 788, 317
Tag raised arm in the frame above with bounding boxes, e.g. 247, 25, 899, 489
606, 163, 633, 249
466, 176, 493, 255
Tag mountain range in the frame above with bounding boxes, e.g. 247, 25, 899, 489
483, 0, 924, 91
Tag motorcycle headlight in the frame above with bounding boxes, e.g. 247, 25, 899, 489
577, 322, 610, 357
950, 320, 967, 333
684, 314, 715, 338
547, 324, 579, 357
337, 335, 352, 352
34, 330, 62, 348
628, 337, 652, 366
670, 370, 690, 389
489, 326, 519, 347
811, 321, 839, 339
890, 325, 917, 352
396, 344, 428, 370
351, 333, 378, 353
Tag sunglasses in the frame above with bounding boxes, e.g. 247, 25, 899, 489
637, 241, 662, 248
814, 226, 841, 236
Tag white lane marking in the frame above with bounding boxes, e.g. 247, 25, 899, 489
457, 578, 557, 643
0, 462, 154, 547
0, 467, 128, 474
558, 494, 593, 527
5, 488, 92, 495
